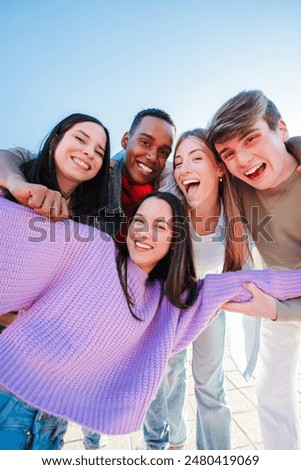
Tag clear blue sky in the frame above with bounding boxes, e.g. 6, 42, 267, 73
1, 0, 300, 156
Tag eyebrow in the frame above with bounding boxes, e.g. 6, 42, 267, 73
174, 148, 205, 159
75, 129, 105, 152
134, 213, 169, 224
139, 132, 172, 151
239, 127, 260, 141
218, 128, 260, 156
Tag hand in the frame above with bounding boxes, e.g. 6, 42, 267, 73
0, 312, 18, 328
296, 165, 301, 174
222, 282, 277, 320
9, 180, 69, 220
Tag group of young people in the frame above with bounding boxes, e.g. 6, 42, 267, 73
0, 90, 300, 451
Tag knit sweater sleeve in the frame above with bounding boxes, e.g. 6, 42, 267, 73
172, 268, 301, 353
0, 197, 66, 312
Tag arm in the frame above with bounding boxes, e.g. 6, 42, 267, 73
0, 197, 66, 313
223, 283, 278, 319
287, 136, 301, 173
0, 148, 69, 219
0, 147, 32, 191
172, 268, 301, 353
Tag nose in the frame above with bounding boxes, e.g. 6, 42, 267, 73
83, 144, 94, 159
236, 149, 253, 166
135, 228, 152, 244
146, 150, 157, 161
180, 159, 192, 174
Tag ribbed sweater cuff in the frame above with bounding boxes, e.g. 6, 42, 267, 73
277, 270, 301, 301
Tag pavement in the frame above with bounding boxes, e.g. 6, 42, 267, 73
63, 333, 301, 451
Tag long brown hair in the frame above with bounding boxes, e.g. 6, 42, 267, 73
173, 128, 251, 272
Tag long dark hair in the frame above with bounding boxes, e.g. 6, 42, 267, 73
22, 113, 110, 218
116, 191, 199, 318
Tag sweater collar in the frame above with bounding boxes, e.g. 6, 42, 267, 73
126, 258, 161, 321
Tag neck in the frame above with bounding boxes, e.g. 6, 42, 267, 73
190, 198, 221, 236
56, 176, 78, 200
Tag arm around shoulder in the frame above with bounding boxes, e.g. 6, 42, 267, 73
0, 147, 34, 189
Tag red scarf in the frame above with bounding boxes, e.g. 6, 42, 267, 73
115, 173, 154, 245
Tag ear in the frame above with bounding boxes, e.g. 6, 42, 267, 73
121, 132, 130, 149
218, 161, 226, 178
278, 119, 289, 142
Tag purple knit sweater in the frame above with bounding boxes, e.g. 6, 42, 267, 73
1, 197, 301, 434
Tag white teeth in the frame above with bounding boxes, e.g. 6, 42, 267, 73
72, 157, 90, 170
183, 179, 199, 185
137, 162, 153, 173
245, 163, 263, 176
136, 241, 151, 250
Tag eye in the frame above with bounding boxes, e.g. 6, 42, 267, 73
75, 135, 85, 143
132, 217, 145, 228
160, 149, 169, 159
140, 139, 150, 147
223, 151, 234, 161
155, 222, 168, 231
95, 150, 104, 158
174, 158, 182, 168
246, 134, 258, 145
193, 156, 202, 162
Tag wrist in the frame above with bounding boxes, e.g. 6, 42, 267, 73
7, 175, 29, 195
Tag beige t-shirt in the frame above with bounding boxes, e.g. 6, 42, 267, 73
237, 148, 301, 321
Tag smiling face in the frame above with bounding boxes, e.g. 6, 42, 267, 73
174, 136, 223, 210
53, 121, 107, 197
122, 116, 174, 184
127, 197, 173, 273
214, 118, 296, 190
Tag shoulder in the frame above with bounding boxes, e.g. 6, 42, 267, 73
7, 146, 36, 161
111, 149, 125, 162
287, 136, 301, 164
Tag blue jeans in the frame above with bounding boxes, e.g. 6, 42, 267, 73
82, 426, 105, 450
143, 348, 187, 450
192, 311, 231, 449
0, 390, 68, 450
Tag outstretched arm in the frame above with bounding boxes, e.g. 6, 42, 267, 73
223, 284, 301, 322
172, 268, 301, 353
0, 148, 69, 219
223, 283, 277, 319
0, 197, 66, 313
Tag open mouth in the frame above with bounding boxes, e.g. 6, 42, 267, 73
72, 156, 90, 170
244, 163, 266, 180
183, 179, 200, 196
135, 241, 152, 250
137, 161, 154, 175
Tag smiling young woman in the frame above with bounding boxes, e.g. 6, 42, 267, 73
0, 112, 111, 450
19, 113, 111, 218
1, 191, 301, 451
